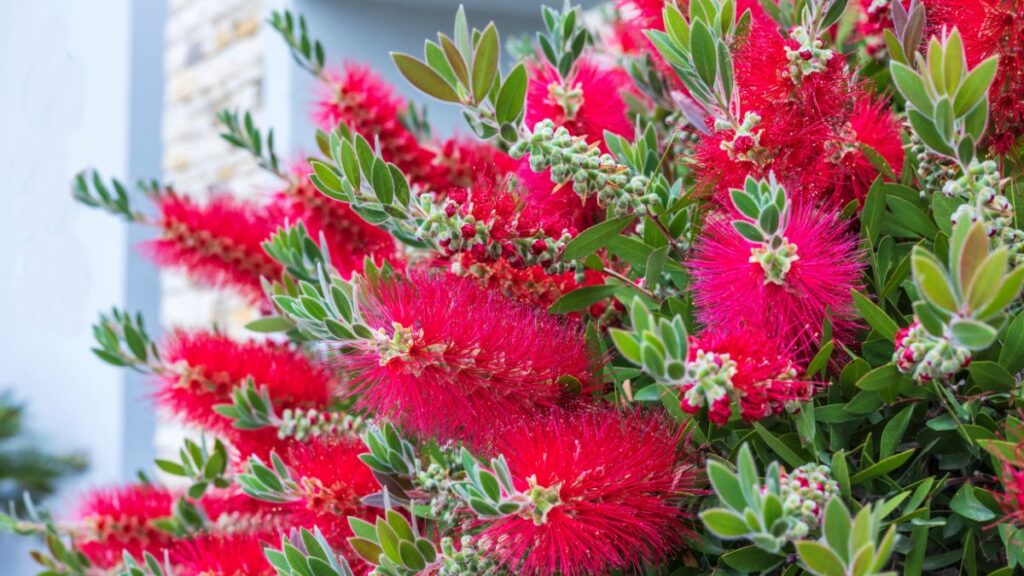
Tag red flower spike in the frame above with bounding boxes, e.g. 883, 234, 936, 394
145, 193, 281, 303
313, 64, 442, 189
682, 329, 811, 425
926, 0, 1024, 154
278, 438, 379, 574
690, 202, 864, 362
341, 272, 600, 445
526, 58, 634, 149
175, 533, 274, 576
158, 330, 334, 436
74, 485, 176, 569
478, 409, 697, 576
829, 95, 906, 206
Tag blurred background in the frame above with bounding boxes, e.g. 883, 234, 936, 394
0, 0, 595, 570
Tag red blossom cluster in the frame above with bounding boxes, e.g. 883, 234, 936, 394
477, 409, 697, 576
342, 271, 601, 446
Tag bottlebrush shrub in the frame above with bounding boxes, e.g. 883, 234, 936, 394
12, 0, 1024, 574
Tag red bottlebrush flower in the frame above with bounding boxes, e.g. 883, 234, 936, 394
74, 485, 176, 569
526, 58, 634, 149
341, 271, 600, 445
273, 164, 398, 276
925, 0, 1024, 154
856, 0, 896, 59
517, 160, 601, 236
696, 22, 860, 205
176, 534, 273, 576
448, 253, 607, 310
680, 329, 810, 425
477, 409, 696, 576
313, 64, 442, 189
146, 192, 281, 303
158, 330, 334, 435
829, 95, 906, 206
433, 137, 517, 191
689, 202, 864, 362
277, 438, 378, 574
999, 458, 1024, 527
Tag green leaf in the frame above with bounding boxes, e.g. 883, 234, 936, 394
796, 541, 847, 576
753, 422, 806, 468
977, 265, 1024, 320
998, 312, 1024, 373
700, 509, 751, 538
562, 216, 634, 261
855, 363, 899, 391
953, 56, 999, 117
471, 23, 500, 104
950, 318, 999, 351
438, 34, 469, 88
645, 245, 669, 288
908, 109, 955, 157
823, 498, 851, 563
690, 19, 718, 88
950, 484, 996, 522
720, 546, 783, 572
806, 340, 835, 377
969, 360, 1014, 391
881, 405, 915, 459
912, 248, 958, 312
548, 285, 620, 314
495, 62, 527, 124
391, 52, 460, 102
732, 220, 764, 243
851, 290, 899, 341
708, 460, 746, 511
850, 449, 914, 484
246, 316, 294, 333
891, 61, 933, 113
966, 247, 1007, 312
610, 329, 642, 365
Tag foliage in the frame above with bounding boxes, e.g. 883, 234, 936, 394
18, 0, 1024, 574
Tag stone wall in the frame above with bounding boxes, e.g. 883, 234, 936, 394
162, 0, 274, 332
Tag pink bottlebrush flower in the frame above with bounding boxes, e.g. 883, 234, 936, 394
999, 459, 1024, 527
526, 57, 634, 149
829, 95, 906, 206
175, 534, 274, 576
145, 192, 281, 303
341, 271, 600, 445
313, 64, 443, 189
680, 329, 810, 425
158, 330, 335, 435
74, 485, 176, 569
477, 409, 697, 576
689, 202, 864, 362
926, 0, 1024, 154
273, 164, 399, 276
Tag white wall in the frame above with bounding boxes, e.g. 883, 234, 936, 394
0, 0, 163, 570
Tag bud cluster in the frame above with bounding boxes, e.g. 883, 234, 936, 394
893, 320, 972, 384
511, 120, 657, 217
946, 160, 1024, 266
778, 464, 840, 539
679, 350, 738, 424
786, 26, 834, 81
437, 536, 505, 576
717, 112, 763, 162
910, 134, 959, 198
277, 408, 364, 441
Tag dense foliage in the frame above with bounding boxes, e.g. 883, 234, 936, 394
6, 0, 1024, 574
